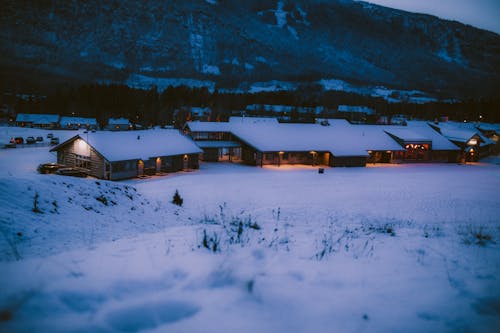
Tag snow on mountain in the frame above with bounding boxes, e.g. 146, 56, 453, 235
125, 74, 216, 92
1, 0, 499, 97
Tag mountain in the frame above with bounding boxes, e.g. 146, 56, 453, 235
1, 0, 499, 98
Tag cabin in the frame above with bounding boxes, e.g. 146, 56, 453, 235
50, 130, 202, 180
105, 118, 131, 131
429, 122, 496, 161
59, 116, 98, 130
15, 113, 60, 128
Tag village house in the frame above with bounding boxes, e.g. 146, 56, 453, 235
15, 113, 60, 128
105, 118, 131, 131
384, 121, 460, 162
428, 122, 495, 161
230, 120, 370, 167
185, 117, 462, 167
59, 116, 98, 130
50, 130, 202, 180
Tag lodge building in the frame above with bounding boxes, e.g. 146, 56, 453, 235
50, 130, 202, 180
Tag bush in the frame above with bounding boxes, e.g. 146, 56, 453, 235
201, 229, 219, 252
32, 192, 42, 213
172, 190, 183, 206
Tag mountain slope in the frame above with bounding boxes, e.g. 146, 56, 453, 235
1, 0, 499, 97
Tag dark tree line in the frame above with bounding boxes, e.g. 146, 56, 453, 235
2, 84, 499, 127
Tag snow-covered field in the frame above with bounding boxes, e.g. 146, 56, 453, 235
0, 127, 499, 332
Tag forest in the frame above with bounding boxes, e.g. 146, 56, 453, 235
1, 84, 499, 127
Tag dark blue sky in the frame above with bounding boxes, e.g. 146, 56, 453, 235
363, 0, 500, 34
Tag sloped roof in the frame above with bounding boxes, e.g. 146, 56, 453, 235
231, 122, 371, 156
384, 128, 430, 142
108, 118, 130, 125
185, 121, 232, 132
429, 121, 495, 146
15, 113, 60, 124
229, 116, 279, 124
185, 118, 458, 156
52, 130, 202, 162
403, 121, 459, 150
59, 116, 97, 126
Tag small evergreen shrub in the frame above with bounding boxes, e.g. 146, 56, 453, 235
172, 190, 183, 206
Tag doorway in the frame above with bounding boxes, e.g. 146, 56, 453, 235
138, 160, 144, 176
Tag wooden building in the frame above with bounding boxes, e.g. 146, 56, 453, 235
184, 121, 242, 162
59, 116, 98, 130
183, 117, 462, 169
385, 123, 459, 162
15, 113, 60, 128
50, 130, 202, 180
105, 118, 131, 131
231, 121, 370, 167
429, 122, 496, 161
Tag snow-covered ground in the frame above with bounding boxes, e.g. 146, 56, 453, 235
0, 127, 499, 332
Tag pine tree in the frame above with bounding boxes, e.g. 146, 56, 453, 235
172, 190, 183, 206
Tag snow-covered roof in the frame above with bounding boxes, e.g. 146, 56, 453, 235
229, 116, 279, 124
53, 130, 202, 162
392, 120, 459, 150
186, 119, 457, 155
337, 105, 375, 115
108, 118, 130, 125
185, 121, 232, 132
477, 123, 500, 133
59, 116, 97, 126
384, 128, 430, 142
15, 113, 59, 124
429, 122, 495, 146
231, 122, 370, 156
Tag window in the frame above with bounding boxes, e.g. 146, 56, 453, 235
75, 154, 90, 169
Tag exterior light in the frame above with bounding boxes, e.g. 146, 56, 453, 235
468, 139, 477, 146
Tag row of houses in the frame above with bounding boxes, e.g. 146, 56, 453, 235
15, 114, 132, 131
49, 117, 498, 180
183, 117, 481, 167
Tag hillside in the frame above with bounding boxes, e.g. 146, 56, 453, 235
1, 0, 500, 98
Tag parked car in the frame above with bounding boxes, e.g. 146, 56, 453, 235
13, 137, 24, 144
47, 133, 53, 138
55, 167, 89, 178
37, 163, 65, 174
36, 136, 43, 142
50, 137, 60, 145
26, 136, 36, 144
